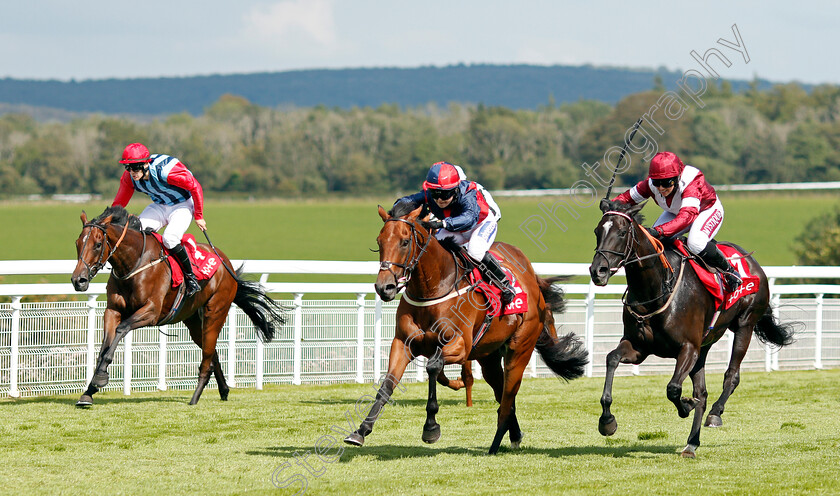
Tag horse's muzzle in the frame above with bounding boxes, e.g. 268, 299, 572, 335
589, 262, 611, 287
71, 273, 90, 292
374, 282, 397, 302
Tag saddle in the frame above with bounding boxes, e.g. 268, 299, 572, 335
150, 233, 223, 288
672, 239, 759, 310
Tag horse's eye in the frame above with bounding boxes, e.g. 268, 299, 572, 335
94, 241, 102, 249
617, 230, 627, 238
400, 239, 410, 248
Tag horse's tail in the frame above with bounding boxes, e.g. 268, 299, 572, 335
535, 276, 588, 381
753, 305, 797, 347
232, 266, 287, 343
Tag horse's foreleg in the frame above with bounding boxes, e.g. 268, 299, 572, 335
667, 343, 700, 418
422, 348, 445, 444
488, 350, 529, 455
682, 347, 710, 459
600, 339, 644, 436
706, 327, 751, 427
344, 337, 411, 447
463, 361, 474, 407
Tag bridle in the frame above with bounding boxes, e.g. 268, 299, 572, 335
378, 217, 434, 295
77, 219, 140, 280
593, 211, 666, 273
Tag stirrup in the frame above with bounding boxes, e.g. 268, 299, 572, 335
184, 275, 200, 297
721, 271, 742, 293
500, 286, 515, 307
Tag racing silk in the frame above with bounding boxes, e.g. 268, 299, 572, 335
397, 180, 498, 232
614, 165, 717, 238
112, 154, 205, 220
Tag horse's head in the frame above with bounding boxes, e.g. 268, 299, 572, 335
374, 204, 432, 301
589, 200, 646, 286
71, 206, 137, 291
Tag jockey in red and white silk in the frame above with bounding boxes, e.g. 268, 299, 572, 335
112, 143, 205, 297
613, 151, 742, 292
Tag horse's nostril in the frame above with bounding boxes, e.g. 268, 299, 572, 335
385, 284, 396, 292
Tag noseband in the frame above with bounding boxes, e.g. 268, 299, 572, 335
379, 218, 433, 294
594, 210, 673, 273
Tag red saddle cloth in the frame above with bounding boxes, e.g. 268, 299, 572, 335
673, 239, 760, 310
468, 252, 529, 318
151, 233, 223, 288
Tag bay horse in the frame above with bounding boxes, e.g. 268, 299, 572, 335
344, 204, 588, 454
589, 200, 796, 457
71, 205, 286, 407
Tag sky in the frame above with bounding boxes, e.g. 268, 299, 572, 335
1, 0, 837, 85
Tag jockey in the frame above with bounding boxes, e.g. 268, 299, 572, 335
112, 143, 204, 297
609, 151, 742, 292
394, 161, 516, 306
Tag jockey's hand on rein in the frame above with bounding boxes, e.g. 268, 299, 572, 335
645, 226, 662, 239
427, 219, 445, 230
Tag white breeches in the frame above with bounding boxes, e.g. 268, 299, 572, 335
435, 217, 498, 261
653, 198, 724, 254
138, 199, 195, 249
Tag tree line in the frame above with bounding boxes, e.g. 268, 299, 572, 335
1, 80, 839, 200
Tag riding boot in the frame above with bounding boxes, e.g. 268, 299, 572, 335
697, 240, 742, 293
478, 253, 516, 307
169, 243, 201, 298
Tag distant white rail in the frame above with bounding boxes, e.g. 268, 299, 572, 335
1, 260, 838, 398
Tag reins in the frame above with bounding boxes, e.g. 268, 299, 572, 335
80, 218, 166, 281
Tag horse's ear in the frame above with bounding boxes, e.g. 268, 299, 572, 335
407, 205, 424, 220
377, 205, 390, 222
627, 201, 646, 219
80, 211, 88, 225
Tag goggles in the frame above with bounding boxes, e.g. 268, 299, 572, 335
429, 188, 457, 200
124, 162, 146, 172
651, 177, 676, 188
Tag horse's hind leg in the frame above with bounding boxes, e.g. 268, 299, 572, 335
185, 308, 226, 405
600, 339, 645, 436
422, 348, 445, 444
682, 347, 710, 458
706, 327, 752, 427
212, 352, 229, 401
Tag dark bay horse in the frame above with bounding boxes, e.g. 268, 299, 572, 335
71, 205, 286, 406
589, 200, 796, 457
344, 205, 588, 454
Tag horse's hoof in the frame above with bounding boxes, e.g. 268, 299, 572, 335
91, 373, 109, 388
598, 415, 617, 436
704, 414, 723, 427
511, 430, 524, 449
76, 395, 93, 407
343, 432, 365, 447
219, 391, 229, 401
422, 424, 441, 444
681, 444, 698, 458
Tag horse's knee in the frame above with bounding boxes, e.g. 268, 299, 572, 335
666, 382, 682, 403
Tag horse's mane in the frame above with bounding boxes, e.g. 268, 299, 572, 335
602, 199, 646, 225
389, 199, 428, 219
93, 205, 143, 230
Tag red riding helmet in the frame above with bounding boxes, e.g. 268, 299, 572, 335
648, 152, 684, 179
119, 143, 151, 164
423, 162, 461, 191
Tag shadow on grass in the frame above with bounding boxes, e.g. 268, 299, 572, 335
0, 394, 190, 407
248, 442, 681, 461
299, 397, 487, 407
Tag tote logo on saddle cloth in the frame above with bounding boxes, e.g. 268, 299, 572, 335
674, 240, 759, 310
152, 233, 222, 287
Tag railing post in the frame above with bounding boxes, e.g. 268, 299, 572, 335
158, 325, 167, 391
374, 296, 382, 381
529, 352, 537, 378
86, 295, 98, 384
355, 294, 366, 384
227, 307, 237, 388
9, 296, 22, 398
123, 329, 132, 395
815, 293, 824, 369
292, 293, 303, 386
770, 292, 781, 371
584, 282, 596, 378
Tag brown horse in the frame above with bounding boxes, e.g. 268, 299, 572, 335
343, 204, 588, 454
589, 200, 796, 457
71, 205, 286, 407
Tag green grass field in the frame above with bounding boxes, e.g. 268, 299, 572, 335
1, 369, 838, 495
2, 191, 835, 265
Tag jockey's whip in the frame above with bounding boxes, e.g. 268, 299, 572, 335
604, 117, 644, 201
201, 229, 239, 280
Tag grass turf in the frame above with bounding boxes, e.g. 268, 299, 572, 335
1, 369, 838, 495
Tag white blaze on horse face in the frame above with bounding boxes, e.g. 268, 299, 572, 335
601, 220, 614, 239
